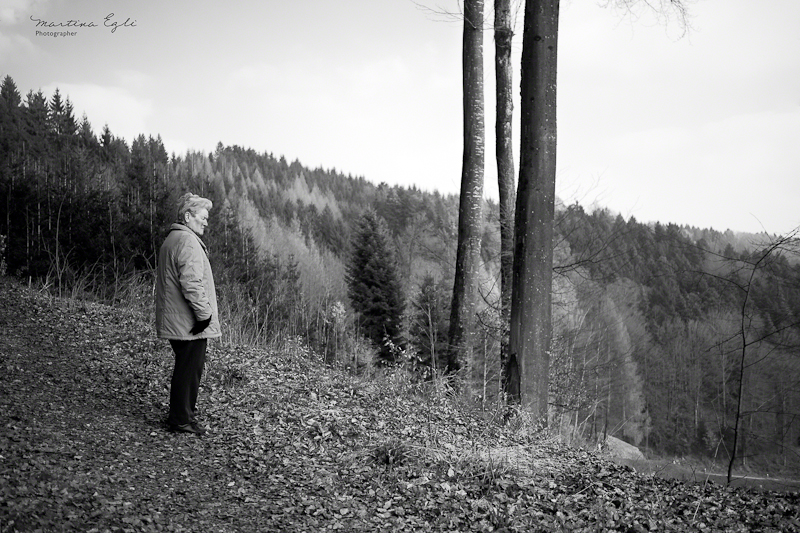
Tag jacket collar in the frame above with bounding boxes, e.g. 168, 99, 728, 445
169, 223, 208, 253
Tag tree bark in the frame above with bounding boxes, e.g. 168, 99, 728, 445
494, 0, 519, 401
509, 0, 559, 422
447, 0, 485, 373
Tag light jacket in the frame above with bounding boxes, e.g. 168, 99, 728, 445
155, 223, 221, 340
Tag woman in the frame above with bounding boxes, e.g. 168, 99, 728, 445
155, 192, 221, 435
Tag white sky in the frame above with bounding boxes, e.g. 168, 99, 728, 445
1, 0, 799, 234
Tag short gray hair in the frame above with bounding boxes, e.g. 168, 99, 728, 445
176, 192, 212, 223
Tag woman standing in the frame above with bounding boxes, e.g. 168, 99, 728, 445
155, 193, 221, 435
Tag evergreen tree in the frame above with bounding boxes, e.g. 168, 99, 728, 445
345, 210, 405, 364
0, 75, 23, 245
0, 75, 23, 152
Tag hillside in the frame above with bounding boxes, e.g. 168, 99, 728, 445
1, 278, 798, 532
2, 74, 800, 491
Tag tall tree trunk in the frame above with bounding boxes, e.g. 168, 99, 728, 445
447, 0, 485, 373
509, 0, 559, 422
495, 0, 519, 401
775, 383, 785, 466
728, 294, 750, 482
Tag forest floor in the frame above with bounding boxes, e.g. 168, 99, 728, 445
1, 277, 799, 532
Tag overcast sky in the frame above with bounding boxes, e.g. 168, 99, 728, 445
1, 0, 799, 234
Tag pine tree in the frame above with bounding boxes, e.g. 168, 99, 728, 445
0, 75, 23, 243
0, 75, 23, 151
345, 210, 405, 364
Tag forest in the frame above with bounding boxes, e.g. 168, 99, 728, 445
1, 74, 799, 475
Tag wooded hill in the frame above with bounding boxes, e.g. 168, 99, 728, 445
1, 75, 799, 474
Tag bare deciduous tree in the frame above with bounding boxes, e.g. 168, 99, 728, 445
495, 0, 520, 400
722, 229, 800, 483
510, 0, 689, 422
509, 0, 560, 422
448, 0, 486, 373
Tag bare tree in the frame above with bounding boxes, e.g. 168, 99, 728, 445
509, 0, 559, 421
447, 0, 485, 373
495, 0, 520, 400
509, 0, 689, 422
723, 229, 800, 483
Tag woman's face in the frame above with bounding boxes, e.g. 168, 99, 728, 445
185, 208, 209, 236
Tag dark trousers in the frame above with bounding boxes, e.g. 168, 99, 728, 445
167, 338, 207, 426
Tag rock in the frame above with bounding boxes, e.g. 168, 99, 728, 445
604, 435, 646, 461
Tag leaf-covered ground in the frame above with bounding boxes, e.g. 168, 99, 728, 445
1, 278, 798, 532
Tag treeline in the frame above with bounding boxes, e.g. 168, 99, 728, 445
553, 205, 800, 470
2, 75, 799, 470
0, 75, 316, 345
0, 74, 461, 352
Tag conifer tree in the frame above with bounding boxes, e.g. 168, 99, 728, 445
345, 210, 405, 364
0, 75, 23, 249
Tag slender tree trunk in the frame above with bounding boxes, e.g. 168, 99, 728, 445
494, 0, 519, 401
26, 204, 30, 275
447, 0, 485, 373
725, 238, 785, 483
729, 317, 748, 483
109, 203, 116, 274
151, 161, 155, 260
509, 0, 559, 422
776, 384, 785, 466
